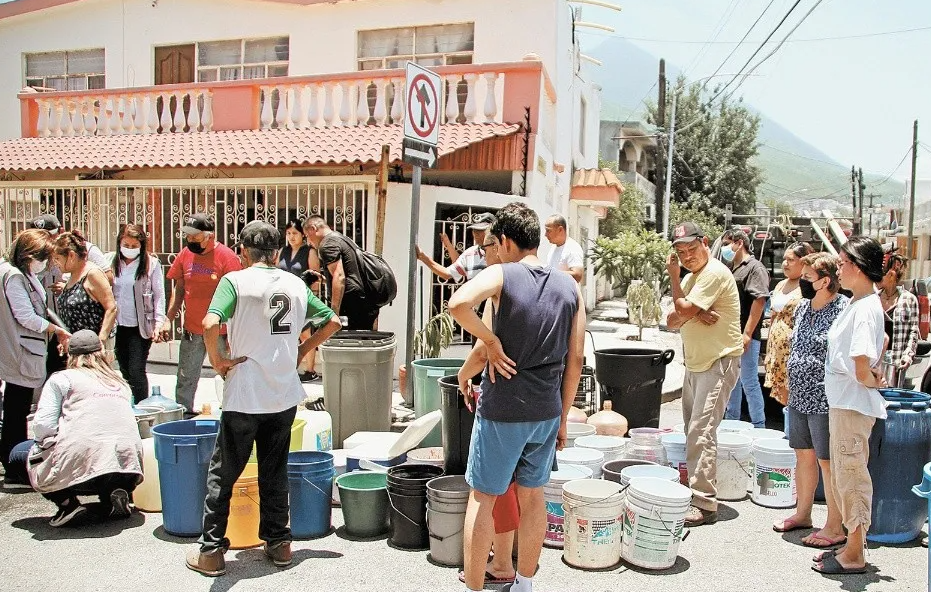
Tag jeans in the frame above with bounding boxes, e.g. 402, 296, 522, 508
175, 332, 227, 416
199, 406, 297, 552
1, 383, 35, 480
724, 339, 766, 428
115, 326, 153, 404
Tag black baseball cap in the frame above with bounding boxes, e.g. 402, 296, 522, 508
181, 212, 215, 235
672, 221, 704, 244
29, 214, 62, 234
233, 220, 280, 250
468, 213, 496, 231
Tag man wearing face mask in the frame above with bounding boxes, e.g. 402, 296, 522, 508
720, 229, 771, 429
165, 213, 242, 416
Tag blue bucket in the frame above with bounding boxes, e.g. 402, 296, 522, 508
910, 461, 931, 592
152, 419, 219, 537
288, 451, 335, 539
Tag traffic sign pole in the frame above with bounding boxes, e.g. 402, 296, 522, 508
405, 164, 422, 399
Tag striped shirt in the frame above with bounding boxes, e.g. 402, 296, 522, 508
445, 245, 487, 283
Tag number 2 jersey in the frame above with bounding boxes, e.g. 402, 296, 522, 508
207, 265, 335, 413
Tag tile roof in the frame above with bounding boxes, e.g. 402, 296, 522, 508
0, 123, 520, 172
571, 168, 625, 191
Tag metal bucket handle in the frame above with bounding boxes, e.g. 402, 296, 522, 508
387, 490, 425, 527
287, 472, 334, 498
561, 483, 629, 511
726, 451, 754, 479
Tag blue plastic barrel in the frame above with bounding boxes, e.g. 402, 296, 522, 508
288, 451, 334, 539
867, 389, 931, 543
910, 462, 931, 592
152, 419, 219, 537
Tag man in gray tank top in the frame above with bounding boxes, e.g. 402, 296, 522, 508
449, 202, 586, 592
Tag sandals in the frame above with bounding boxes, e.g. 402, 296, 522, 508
772, 517, 813, 533
457, 570, 515, 585
803, 532, 846, 549
812, 554, 867, 575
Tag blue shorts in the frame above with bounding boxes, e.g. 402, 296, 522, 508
465, 416, 561, 495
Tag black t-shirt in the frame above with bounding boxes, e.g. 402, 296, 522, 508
318, 232, 365, 298
731, 256, 770, 340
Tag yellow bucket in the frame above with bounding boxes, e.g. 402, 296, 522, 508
227, 463, 261, 549
249, 418, 306, 463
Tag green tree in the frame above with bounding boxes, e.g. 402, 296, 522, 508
668, 201, 723, 241
762, 197, 796, 217
589, 230, 671, 295
647, 77, 763, 222
597, 157, 645, 238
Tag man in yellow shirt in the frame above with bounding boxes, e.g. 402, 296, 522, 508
665, 221, 742, 527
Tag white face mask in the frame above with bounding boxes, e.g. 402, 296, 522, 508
29, 259, 48, 275
121, 246, 141, 260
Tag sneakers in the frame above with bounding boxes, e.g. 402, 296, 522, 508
49, 501, 88, 527
264, 541, 293, 567
299, 371, 321, 383
109, 488, 132, 519
185, 548, 226, 577
684, 505, 717, 527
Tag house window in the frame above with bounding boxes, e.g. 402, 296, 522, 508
25, 49, 105, 91
578, 97, 587, 156
197, 37, 289, 82
357, 24, 474, 70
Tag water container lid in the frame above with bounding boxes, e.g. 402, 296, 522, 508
557, 447, 604, 463
719, 419, 754, 432
549, 464, 593, 482
562, 478, 623, 500
627, 476, 692, 503
575, 434, 626, 450
879, 389, 931, 404
620, 464, 680, 482
323, 330, 395, 347
661, 432, 687, 445
751, 438, 793, 453
742, 428, 787, 441
718, 433, 753, 449
350, 410, 442, 461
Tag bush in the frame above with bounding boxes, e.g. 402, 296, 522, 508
589, 230, 671, 295
668, 202, 723, 242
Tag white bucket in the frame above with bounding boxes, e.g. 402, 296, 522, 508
739, 429, 786, 492
543, 464, 593, 548
619, 464, 681, 488
426, 507, 466, 567
621, 477, 692, 570
717, 433, 752, 501
406, 447, 445, 468
562, 479, 625, 569
566, 423, 597, 446
557, 447, 605, 479
751, 438, 797, 508
575, 435, 627, 463
660, 432, 688, 486
330, 448, 348, 504
718, 419, 754, 434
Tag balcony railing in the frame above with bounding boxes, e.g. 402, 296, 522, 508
621, 171, 656, 197
19, 61, 552, 138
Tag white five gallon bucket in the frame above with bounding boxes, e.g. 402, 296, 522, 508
716, 433, 752, 501
739, 429, 787, 492
619, 464, 681, 488
562, 479, 625, 569
544, 464, 593, 548
621, 476, 692, 570
751, 438, 797, 508
575, 435, 627, 463
566, 423, 597, 447
718, 419, 754, 434
660, 432, 688, 486
557, 447, 605, 479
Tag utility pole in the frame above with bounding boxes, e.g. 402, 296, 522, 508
857, 167, 865, 238
908, 119, 919, 259
661, 91, 678, 239
850, 166, 859, 234
654, 59, 666, 231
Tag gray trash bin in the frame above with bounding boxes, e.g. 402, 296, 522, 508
320, 330, 397, 448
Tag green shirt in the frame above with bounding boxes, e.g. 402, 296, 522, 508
208, 267, 335, 328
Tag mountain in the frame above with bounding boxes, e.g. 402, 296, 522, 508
587, 37, 906, 212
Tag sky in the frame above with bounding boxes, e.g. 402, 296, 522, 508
577, 0, 931, 182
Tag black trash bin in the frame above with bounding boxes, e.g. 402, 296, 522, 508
593, 348, 674, 429
439, 374, 478, 475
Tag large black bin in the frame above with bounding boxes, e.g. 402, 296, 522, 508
439, 374, 478, 475
593, 348, 674, 429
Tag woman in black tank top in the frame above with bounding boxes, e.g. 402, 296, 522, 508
278, 219, 322, 382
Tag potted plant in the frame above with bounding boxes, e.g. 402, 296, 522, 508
626, 279, 663, 341
399, 310, 456, 398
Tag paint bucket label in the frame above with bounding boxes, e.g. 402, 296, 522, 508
752, 463, 796, 508
316, 429, 332, 452
621, 501, 686, 569
545, 500, 565, 546
674, 462, 688, 486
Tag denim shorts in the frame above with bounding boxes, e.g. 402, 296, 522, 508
465, 416, 561, 496
787, 406, 831, 460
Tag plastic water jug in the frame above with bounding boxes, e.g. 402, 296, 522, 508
587, 401, 628, 437
134, 438, 161, 512
296, 409, 333, 452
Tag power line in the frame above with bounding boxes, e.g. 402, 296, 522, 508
683, 0, 742, 77
867, 146, 914, 189
758, 143, 850, 169
703, 0, 778, 89
580, 24, 931, 45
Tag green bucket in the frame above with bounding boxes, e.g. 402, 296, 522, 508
412, 358, 465, 448
336, 471, 390, 537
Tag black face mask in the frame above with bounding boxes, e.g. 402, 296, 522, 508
799, 278, 818, 300
187, 240, 205, 254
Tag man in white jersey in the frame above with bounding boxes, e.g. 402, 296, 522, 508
186, 221, 341, 577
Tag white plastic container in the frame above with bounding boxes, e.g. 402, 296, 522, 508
543, 464, 593, 548
562, 479, 625, 569
716, 433, 753, 501
751, 438, 797, 508
343, 431, 401, 450
556, 447, 605, 479
566, 423, 597, 447
621, 477, 692, 570
575, 435, 626, 463
135, 438, 161, 512
619, 464, 681, 488
739, 428, 786, 492
330, 449, 348, 504
660, 432, 688, 485
295, 409, 333, 451
718, 419, 754, 434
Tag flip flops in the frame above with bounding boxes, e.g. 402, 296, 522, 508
812, 548, 838, 563
772, 517, 813, 533
457, 570, 515, 585
803, 532, 847, 549
812, 554, 867, 575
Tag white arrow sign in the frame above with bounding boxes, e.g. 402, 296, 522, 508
402, 137, 438, 169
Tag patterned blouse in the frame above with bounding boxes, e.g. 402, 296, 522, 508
787, 295, 849, 415
58, 271, 106, 336
764, 281, 802, 404
885, 287, 919, 368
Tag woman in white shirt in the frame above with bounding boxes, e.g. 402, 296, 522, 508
813, 236, 887, 576
109, 224, 167, 403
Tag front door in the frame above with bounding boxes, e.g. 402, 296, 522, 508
154, 44, 195, 85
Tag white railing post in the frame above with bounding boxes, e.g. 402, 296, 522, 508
188, 91, 201, 132
172, 92, 186, 132
355, 80, 369, 126
109, 96, 122, 134
306, 84, 320, 128
202, 91, 214, 131
373, 78, 388, 125
290, 87, 304, 129
275, 85, 289, 128
390, 78, 404, 125
483, 73, 499, 123
323, 82, 337, 126
260, 87, 274, 129
445, 75, 461, 124
36, 99, 50, 137
338, 82, 351, 126
463, 74, 478, 123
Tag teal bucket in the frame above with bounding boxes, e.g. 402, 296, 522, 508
288, 451, 334, 539
336, 471, 390, 537
412, 358, 465, 448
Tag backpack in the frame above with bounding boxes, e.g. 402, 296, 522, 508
334, 234, 397, 308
